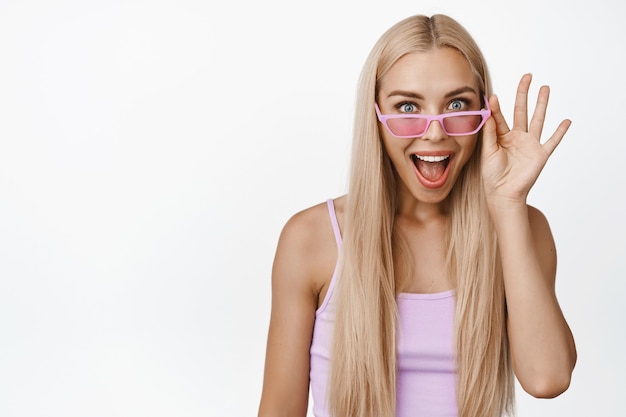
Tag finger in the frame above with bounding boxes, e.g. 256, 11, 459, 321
528, 85, 550, 140
513, 73, 532, 131
488, 94, 510, 137
542, 119, 572, 156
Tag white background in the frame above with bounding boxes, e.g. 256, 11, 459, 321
0, 0, 623, 416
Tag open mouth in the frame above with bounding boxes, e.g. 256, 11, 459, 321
411, 154, 450, 183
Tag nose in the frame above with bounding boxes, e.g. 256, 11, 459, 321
421, 119, 447, 142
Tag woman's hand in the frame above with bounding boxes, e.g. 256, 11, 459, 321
481, 73, 571, 206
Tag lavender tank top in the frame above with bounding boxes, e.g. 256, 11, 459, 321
309, 199, 457, 417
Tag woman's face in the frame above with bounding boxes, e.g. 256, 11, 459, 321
377, 47, 483, 206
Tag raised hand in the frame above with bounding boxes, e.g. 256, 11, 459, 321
480, 74, 571, 205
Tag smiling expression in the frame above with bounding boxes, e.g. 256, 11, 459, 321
377, 47, 484, 206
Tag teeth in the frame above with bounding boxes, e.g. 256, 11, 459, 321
414, 154, 450, 162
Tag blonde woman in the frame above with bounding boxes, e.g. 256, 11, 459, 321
258, 14, 576, 417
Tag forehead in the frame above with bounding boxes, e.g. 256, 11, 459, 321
378, 47, 479, 98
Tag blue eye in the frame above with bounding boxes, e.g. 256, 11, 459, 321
399, 103, 417, 113
448, 99, 468, 111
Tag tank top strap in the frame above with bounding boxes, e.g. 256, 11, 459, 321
326, 199, 342, 248
316, 199, 343, 316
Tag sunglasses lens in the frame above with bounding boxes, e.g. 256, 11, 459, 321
386, 118, 428, 137
382, 113, 487, 137
442, 114, 484, 134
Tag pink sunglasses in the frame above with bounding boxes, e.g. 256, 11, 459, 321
375, 96, 491, 138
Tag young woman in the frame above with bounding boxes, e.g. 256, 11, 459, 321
257, 14, 576, 417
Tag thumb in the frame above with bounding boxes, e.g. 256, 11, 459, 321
481, 115, 498, 158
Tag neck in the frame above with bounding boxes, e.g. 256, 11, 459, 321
395, 185, 450, 223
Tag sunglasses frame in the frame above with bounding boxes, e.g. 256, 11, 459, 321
375, 95, 491, 138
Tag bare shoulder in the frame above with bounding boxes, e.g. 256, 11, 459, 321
274, 196, 345, 302
280, 200, 335, 254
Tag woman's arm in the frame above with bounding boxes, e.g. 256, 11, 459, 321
258, 204, 336, 417
481, 74, 576, 397
490, 202, 576, 398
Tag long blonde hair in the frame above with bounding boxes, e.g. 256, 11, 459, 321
328, 14, 515, 417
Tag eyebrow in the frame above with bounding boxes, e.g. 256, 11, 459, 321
386, 86, 478, 99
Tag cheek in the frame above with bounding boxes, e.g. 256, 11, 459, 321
458, 136, 479, 163
381, 135, 406, 168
